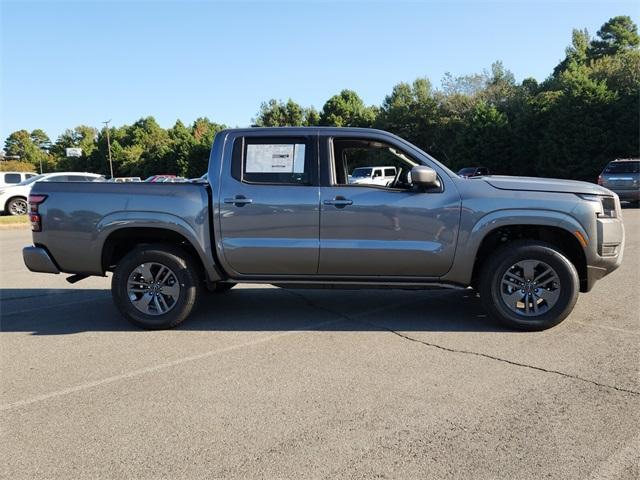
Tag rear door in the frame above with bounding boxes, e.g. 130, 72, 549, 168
218, 134, 320, 276
318, 134, 461, 277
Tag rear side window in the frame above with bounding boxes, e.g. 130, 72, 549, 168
232, 137, 314, 185
4, 173, 21, 184
604, 161, 639, 174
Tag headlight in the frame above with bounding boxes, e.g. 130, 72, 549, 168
577, 194, 617, 218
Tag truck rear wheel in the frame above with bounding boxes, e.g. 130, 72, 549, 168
478, 240, 579, 331
112, 245, 201, 329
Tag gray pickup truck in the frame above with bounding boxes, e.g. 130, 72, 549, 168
23, 127, 625, 331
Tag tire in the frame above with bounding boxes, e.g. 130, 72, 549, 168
478, 240, 579, 331
209, 282, 236, 293
112, 244, 201, 329
7, 197, 28, 216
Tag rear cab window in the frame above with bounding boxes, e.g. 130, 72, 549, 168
232, 136, 316, 185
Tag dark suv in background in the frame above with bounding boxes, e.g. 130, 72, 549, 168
598, 159, 640, 206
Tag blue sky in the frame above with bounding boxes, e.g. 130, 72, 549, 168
1, 0, 638, 143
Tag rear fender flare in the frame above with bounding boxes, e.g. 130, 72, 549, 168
94, 211, 222, 281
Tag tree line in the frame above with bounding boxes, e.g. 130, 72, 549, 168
2, 16, 638, 182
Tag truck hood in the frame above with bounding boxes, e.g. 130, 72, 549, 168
481, 175, 612, 195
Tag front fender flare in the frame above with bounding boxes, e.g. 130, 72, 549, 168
441, 209, 588, 285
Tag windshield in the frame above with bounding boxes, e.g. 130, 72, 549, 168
352, 168, 372, 178
604, 161, 639, 174
17, 174, 47, 186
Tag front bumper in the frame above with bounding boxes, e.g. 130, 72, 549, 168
23, 246, 60, 274
584, 216, 625, 291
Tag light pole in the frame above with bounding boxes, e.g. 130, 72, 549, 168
102, 119, 114, 179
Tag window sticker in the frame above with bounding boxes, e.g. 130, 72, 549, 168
246, 144, 305, 173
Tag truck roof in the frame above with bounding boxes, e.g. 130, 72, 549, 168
220, 126, 392, 135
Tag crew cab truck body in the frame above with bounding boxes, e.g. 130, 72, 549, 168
24, 127, 625, 330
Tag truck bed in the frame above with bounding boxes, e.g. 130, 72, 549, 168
29, 181, 214, 277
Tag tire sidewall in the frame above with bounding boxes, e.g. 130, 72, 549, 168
482, 242, 579, 330
112, 247, 200, 329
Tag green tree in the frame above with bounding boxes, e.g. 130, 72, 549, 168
188, 117, 225, 177
30, 129, 52, 152
52, 126, 98, 171
254, 99, 319, 127
377, 78, 439, 149
0, 160, 36, 172
320, 90, 377, 127
590, 15, 640, 58
3, 129, 53, 172
553, 29, 591, 77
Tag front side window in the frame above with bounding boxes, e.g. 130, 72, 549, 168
333, 138, 417, 189
233, 137, 312, 185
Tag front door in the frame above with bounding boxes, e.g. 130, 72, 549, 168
318, 136, 460, 277
218, 134, 320, 276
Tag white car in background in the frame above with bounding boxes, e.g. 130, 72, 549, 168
0, 171, 38, 188
349, 166, 397, 186
0, 172, 104, 215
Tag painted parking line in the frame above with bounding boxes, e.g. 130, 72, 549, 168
0, 296, 427, 412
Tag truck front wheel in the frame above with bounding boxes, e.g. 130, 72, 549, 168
112, 245, 201, 329
479, 240, 579, 331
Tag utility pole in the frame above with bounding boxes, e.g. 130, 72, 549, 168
102, 119, 114, 179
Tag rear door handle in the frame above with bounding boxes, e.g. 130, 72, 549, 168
224, 195, 253, 206
324, 197, 353, 208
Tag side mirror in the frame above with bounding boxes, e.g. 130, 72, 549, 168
410, 166, 440, 189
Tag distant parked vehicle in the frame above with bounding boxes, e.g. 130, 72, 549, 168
349, 166, 397, 186
158, 177, 187, 183
0, 171, 37, 188
458, 167, 490, 178
597, 159, 639, 206
190, 173, 208, 183
110, 177, 142, 183
0, 172, 104, 215
145, 175, 177, 183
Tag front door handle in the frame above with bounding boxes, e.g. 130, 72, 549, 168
324, 196, 353, 208
224, 195, 253, 207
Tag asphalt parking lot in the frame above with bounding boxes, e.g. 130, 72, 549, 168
1, 210, 639, 480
